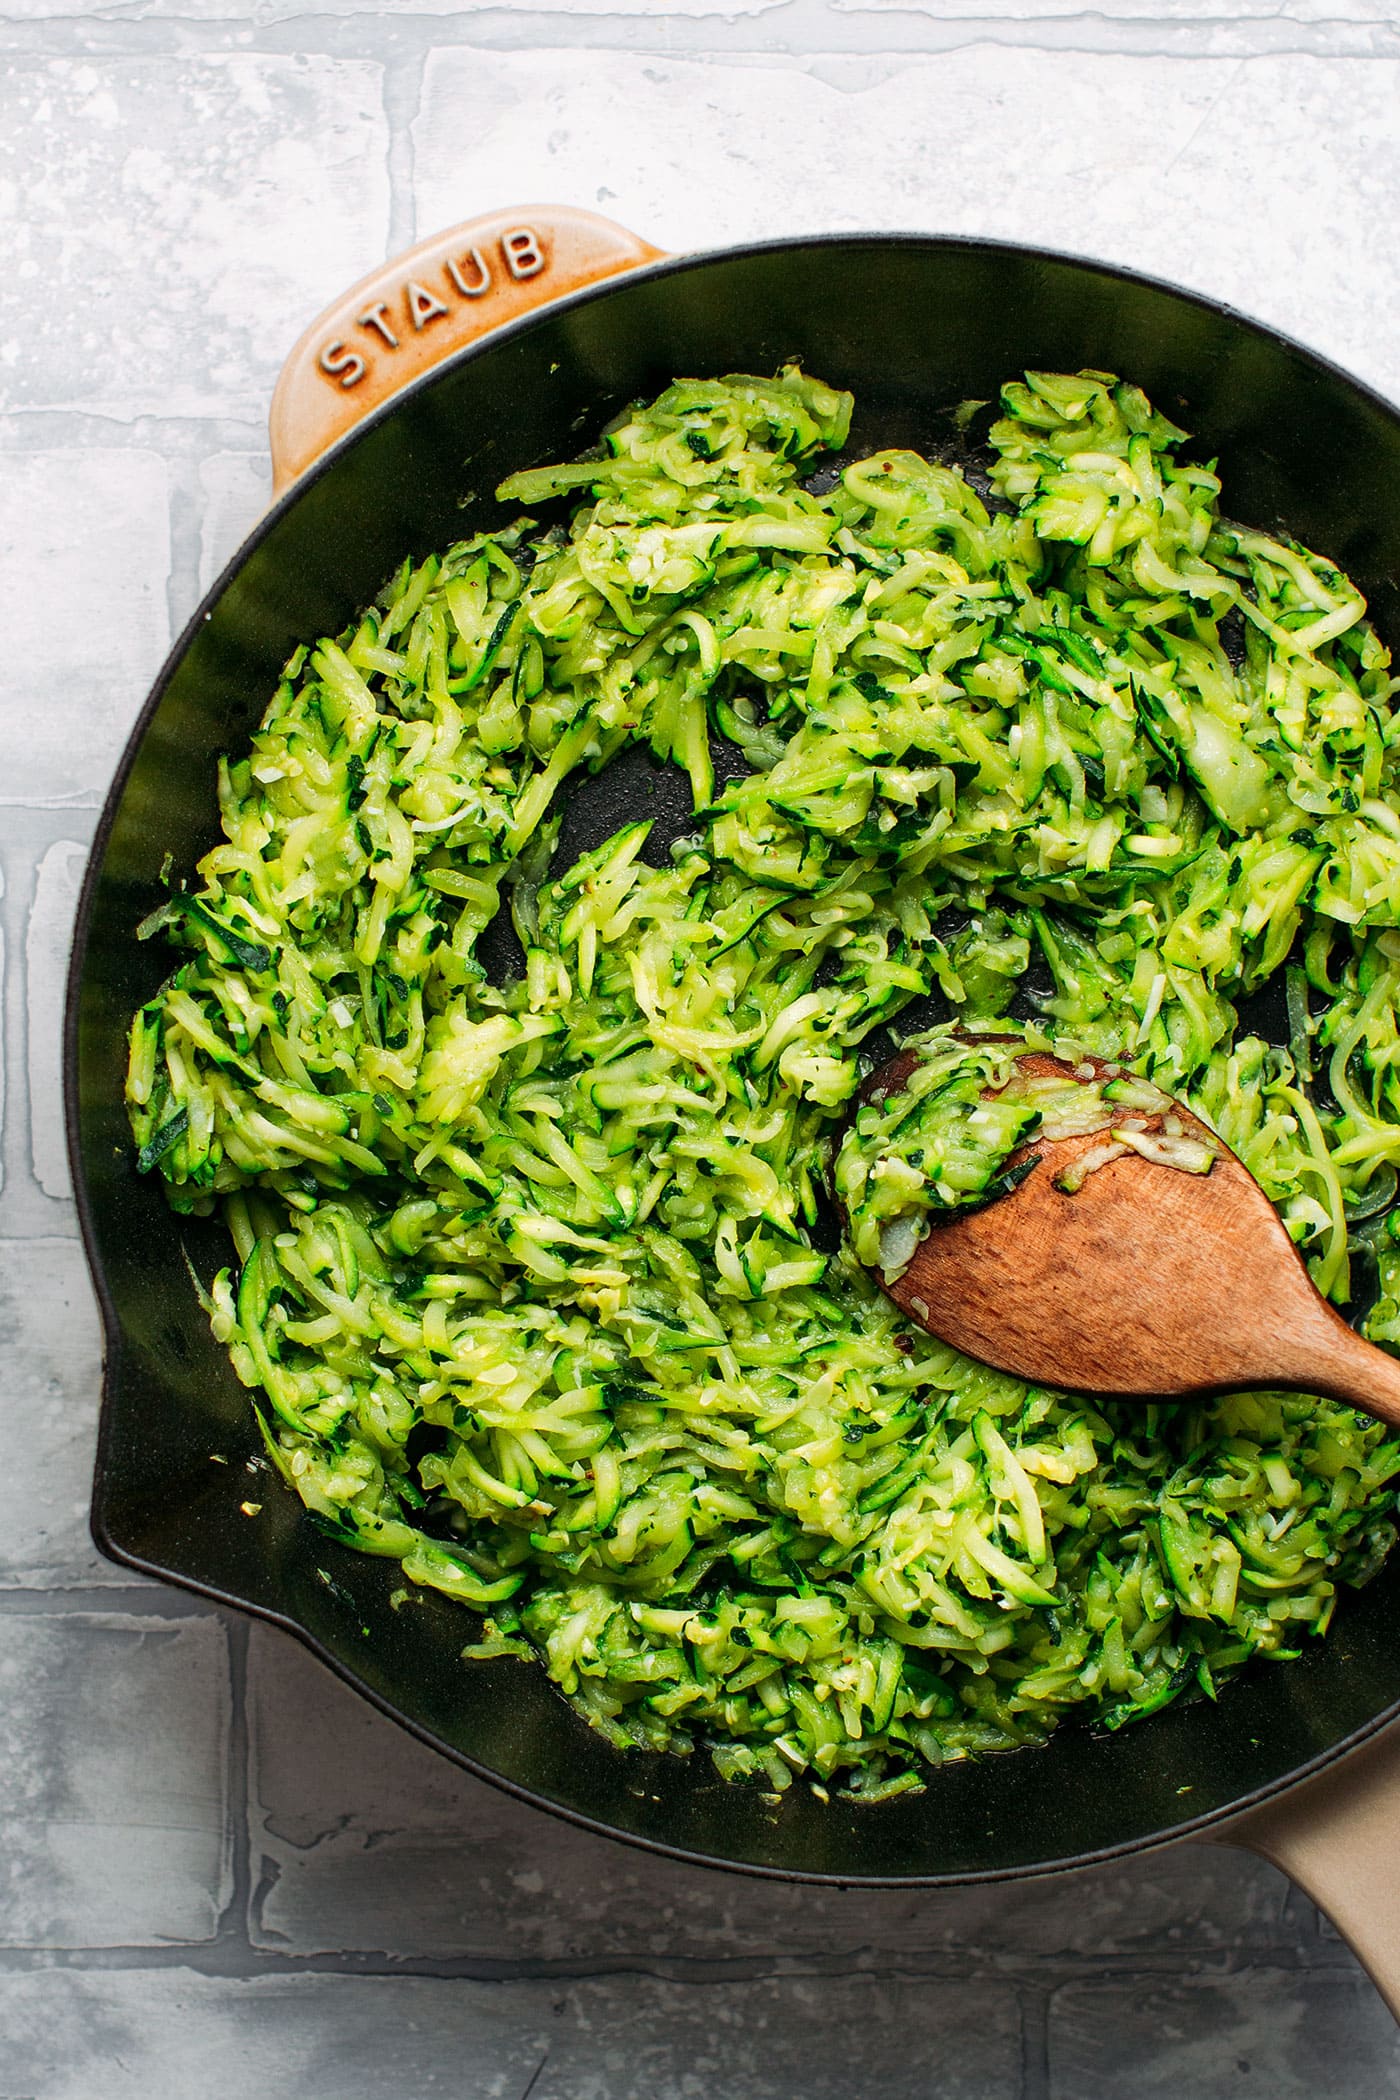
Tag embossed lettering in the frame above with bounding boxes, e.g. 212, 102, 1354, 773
407, 279, 449, 331
501, 228, 545, 282
357, 301, 400, 349
447, 248, 492, 299
318, 341, 367, 389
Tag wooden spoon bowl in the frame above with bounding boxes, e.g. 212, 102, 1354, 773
861, 1047, 1400, 1428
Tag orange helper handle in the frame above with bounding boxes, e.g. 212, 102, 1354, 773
269, 205, 668, 493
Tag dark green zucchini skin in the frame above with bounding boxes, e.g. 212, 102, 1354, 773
73, 234, 1400, 1884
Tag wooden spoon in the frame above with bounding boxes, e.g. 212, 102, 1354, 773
861, 1047, 1400, 1428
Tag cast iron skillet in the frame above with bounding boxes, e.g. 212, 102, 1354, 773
66, 206, 1400, 1999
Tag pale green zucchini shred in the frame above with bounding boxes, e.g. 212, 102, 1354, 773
127, 363, 1400, 1796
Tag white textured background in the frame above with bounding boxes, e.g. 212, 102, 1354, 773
4, 2, 1400, 2094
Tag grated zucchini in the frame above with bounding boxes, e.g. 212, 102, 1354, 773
127, 364, 1400, 1796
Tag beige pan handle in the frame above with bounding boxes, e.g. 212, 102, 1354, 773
270, 201, 1400, 2024
1216, 1718, 1400, 2018
269, 204, 668, 493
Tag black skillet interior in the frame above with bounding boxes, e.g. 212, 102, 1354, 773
72, 235, 1400, 1882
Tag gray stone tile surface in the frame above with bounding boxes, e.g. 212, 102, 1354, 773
25, 839, 85, 1202
195, 451, 272, 597
412, 45, 1400, 410
4, 0, 1400, 2092
0, 1238, 110, 1587
1049, 1970, 1400, 2097
0, 1967, 1020, 2100
0, 1609, 232, 1947
0, 452, 170, 808
0, 55, 392, 422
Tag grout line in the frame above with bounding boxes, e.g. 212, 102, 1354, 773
216, 1609, 256, 1956
164, 442, 208, 652
0, 1582, 230, 1615
0, 413, 266, 448
0, 830, 43, 1220
382, 33, 426, 257
0, 8, 1396, 64
0, 832, 17, 1209
0, 1941, 1372, 1984
1018, 1980, 1053, 2100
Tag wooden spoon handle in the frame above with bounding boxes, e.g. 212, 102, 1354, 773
1268, 1299, 1400, 1430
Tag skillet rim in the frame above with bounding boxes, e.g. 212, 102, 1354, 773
68, 226, 1400, 1885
